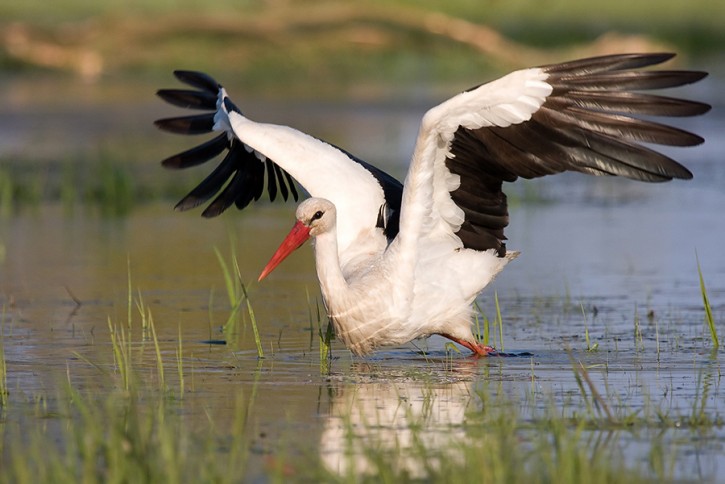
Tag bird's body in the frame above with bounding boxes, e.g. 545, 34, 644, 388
260, 199, 517, 355
156, 53, 709, 356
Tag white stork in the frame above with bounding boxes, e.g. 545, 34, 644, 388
155, 53, 709, 356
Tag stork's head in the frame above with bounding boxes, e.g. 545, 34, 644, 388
258, 198, 336, 281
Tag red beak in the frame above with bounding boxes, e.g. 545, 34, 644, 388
258, 221, 311, 281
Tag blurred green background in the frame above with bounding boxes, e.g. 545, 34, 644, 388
2, 0, 723, 90
1, 0, 722, 214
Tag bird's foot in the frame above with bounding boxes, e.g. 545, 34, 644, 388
440, 334, 498, 357
467, 342, 499, 357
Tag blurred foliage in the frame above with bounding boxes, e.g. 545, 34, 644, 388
0, 155, 145, 217
1, 0, 722, 87
1, 0, 720, 213
2, 0, 724, 37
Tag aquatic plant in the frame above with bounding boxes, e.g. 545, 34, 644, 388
581, 303, 599, 352
214, 245, 243, 337
107, 316, 133, 392
633, 303, 645, 352
494, 291, 504, 351
241, 284, 264, 359
3, 310, 724, 483
175, 324, 185, 399
102, 265, 178, 394
307, 291, 334, 373
473, 303, 486, 346
214, 246, 242, 314
697, 256, 719, 349
148, 309, 166, 392
319, 320, 335, 374
474, 293, 505, 350
570, 358, 615, 424
2, 384, 255, 483
214, 245, 265, 357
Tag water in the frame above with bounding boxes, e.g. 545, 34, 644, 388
1, 74, 724, 481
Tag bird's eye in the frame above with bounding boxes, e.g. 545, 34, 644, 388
311, 210, 324, 222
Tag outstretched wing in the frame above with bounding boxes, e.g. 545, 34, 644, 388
155, 71, 301, 217
397, 53, 710, 257
155, 71, 404, 269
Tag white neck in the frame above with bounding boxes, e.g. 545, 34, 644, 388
313, 229, 350, 301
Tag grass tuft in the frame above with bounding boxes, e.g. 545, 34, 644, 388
214, 245, 266, 356
214, 244, 251, 341
107, 316, 132, 392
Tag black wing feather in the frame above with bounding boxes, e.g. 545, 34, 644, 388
156, 88, 218, 110
173, 70, 220, 93
174, 144, 240, 211
273, 163, 289, 201
265, 160, 279, 202
161, 134, 228, 169
560, 91, 710, 117
156, 71, 301, 217
154, 113, 216, 135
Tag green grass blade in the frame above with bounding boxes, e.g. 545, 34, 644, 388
148, 311, 166, 392
581, 302, 598, 352
495, 291, 504, 351
214, 246, 237, 308
696, 255, 719, 349
241, 284, 264, 359
177, 323, 184, 399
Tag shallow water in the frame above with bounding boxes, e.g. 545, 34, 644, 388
1, 74, 725, 480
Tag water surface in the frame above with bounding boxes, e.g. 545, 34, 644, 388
1, 74, 724, 481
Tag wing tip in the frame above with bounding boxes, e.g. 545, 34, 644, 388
172, 70, 220, 93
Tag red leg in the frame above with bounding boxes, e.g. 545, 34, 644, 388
440, 334, 497, 357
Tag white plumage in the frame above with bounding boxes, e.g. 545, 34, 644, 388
156, 53, 709, 356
